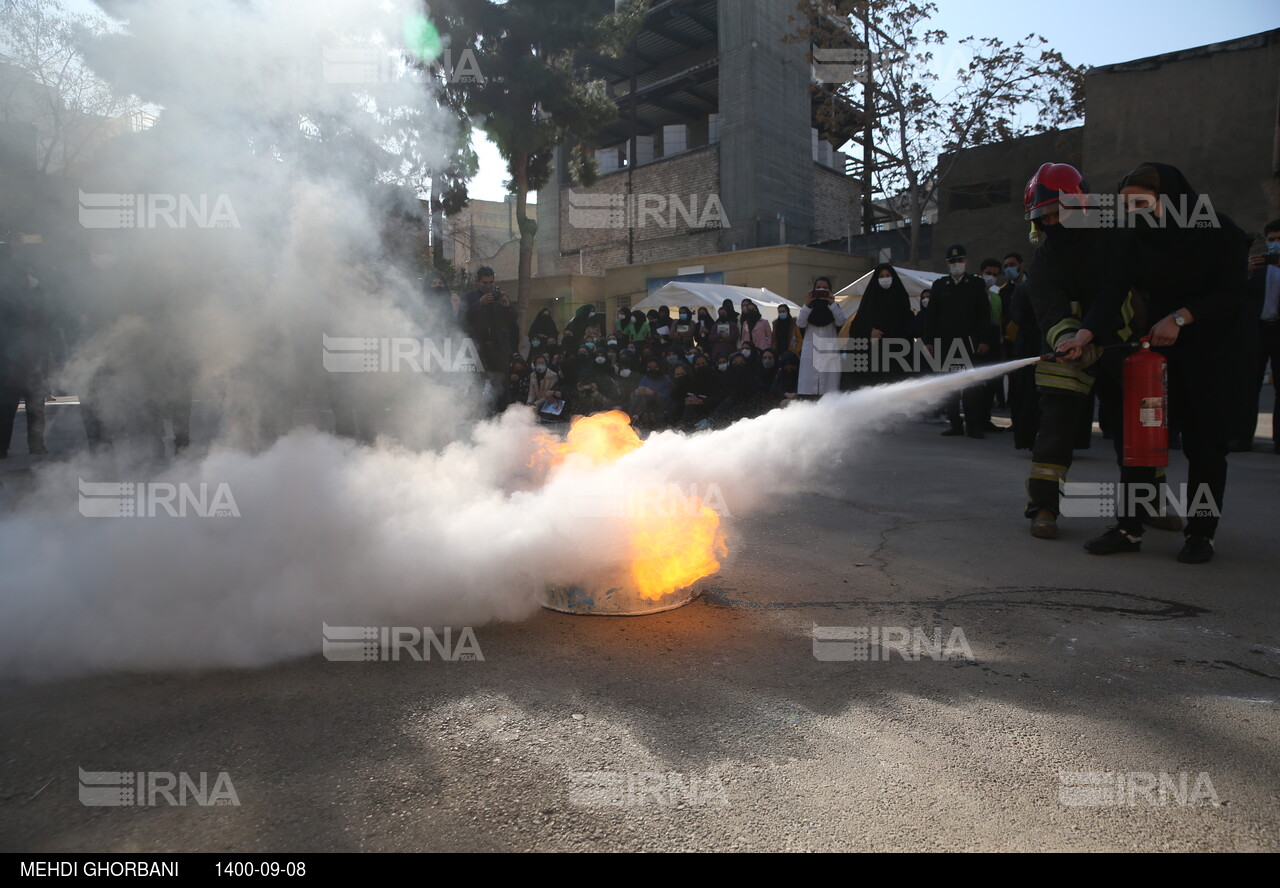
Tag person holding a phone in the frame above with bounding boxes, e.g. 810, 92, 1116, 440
795, 276, 847, 397
462, 266, 518, 410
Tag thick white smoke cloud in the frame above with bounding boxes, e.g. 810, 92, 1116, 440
0, 0, 1037, 680
0, 362, 1028, 680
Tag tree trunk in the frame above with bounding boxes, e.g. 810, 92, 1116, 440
905, 161, 922, 264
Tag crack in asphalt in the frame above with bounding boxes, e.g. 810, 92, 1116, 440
1173, 660, 1280, 681
703, 586, 1210, 621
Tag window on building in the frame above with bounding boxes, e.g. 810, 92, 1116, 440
948, 181, 1012, 212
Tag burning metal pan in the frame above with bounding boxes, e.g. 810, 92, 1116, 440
540, 581, 702, 616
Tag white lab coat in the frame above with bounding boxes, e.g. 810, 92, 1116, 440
797, 301, 848, 396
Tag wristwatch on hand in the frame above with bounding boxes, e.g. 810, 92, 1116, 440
1171, 311, 1188, 328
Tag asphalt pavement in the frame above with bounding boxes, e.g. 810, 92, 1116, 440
1, 399, 1277, 852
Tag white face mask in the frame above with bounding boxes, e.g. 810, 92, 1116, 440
619, 369, 632, 378
949, 263, 966, 276
878, 277, 892, 289
983, 274, 997, 287
762, 358, 775, 369
741, 348, 752, 358
595, 356, 607, 365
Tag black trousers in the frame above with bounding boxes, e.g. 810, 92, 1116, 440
940, 339, 984, 431
1008, 364, 1040, 449
1026, 352, 1143, 518
1099, 341, 1230, 539
1250, 321, 1280, 444
0, 379, 47, 455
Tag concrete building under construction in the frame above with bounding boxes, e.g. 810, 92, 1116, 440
533, 0, 864, 290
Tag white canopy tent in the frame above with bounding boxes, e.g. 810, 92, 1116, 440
835, 267, 944, 317
632, 282, 801, 322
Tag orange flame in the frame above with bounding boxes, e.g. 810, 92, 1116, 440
630, 501, 727, 601
541, 412, 725, 600
529, 410, 642, 471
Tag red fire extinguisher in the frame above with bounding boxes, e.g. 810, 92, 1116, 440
1122, 337, 1169, 467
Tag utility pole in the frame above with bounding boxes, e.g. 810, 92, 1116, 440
860, 13, 875, 235
627, 34, 638, 266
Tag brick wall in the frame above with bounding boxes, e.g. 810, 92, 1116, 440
551, 145, 723, 276
812, 164, 860, 244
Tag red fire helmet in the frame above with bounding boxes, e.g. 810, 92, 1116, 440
1024, 163, 1089, 221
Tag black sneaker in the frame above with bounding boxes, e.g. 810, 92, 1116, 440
1084, 526, 1143, 555
1177, 534, 1215, 564
941, 427, 965, 437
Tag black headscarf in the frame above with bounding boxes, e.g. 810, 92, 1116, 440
847, 264, 913, 340
773, 304, 797, 352
772, 351, 801, 396
1111, 162, 1250, 332
724, 352, 761, 400
1118, 162, 1247, 250
529, 309, 558, 339
567, 305, 599, 342
689, 356, 720, 398
759, 347, 780, 388
666, 358, 690, 401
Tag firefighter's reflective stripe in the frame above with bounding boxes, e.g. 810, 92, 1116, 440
1035, 360, 1094, 395
1117, 292, 1135, 343
1030, 462, 1069, 484
1046, 317, 1082, 349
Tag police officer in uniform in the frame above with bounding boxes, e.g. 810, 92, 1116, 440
925, 244, 993, 438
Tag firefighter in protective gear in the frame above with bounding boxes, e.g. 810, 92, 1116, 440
1022, 163, 1144, 538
